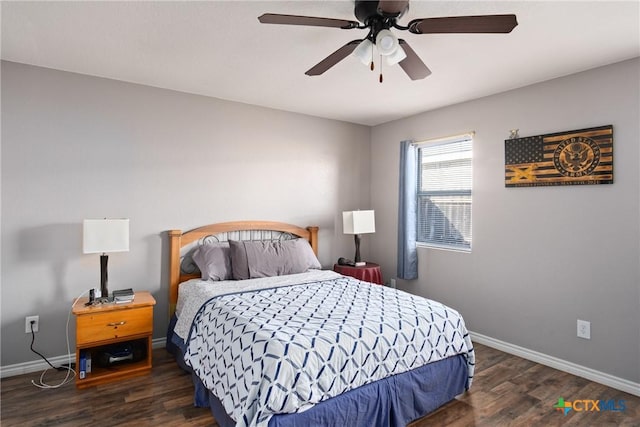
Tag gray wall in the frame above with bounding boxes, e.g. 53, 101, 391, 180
370, 58, 640, 383
1, 61, 371, 366
3, 58, 639, 386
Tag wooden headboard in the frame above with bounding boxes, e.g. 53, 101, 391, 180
168, 220, 319, 317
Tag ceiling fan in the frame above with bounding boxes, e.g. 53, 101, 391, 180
258, 0, 518, 82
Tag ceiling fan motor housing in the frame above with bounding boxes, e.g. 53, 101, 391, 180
354, 1, 409, 24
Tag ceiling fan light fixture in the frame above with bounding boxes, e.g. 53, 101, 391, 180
352, 39, 375, 66
375, 29, 399, 56
385, 44, 407, 65
260, 4, 518, 80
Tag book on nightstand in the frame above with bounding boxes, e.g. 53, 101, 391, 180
79, 350, 87, 379
86, 352, 92, 373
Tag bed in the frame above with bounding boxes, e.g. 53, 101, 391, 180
166, 220, 474, 427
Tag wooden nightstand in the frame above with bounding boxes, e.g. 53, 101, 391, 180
334, 262, 383, 285
72, 291, 156, 388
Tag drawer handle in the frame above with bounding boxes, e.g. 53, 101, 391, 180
107, 321, 127, 326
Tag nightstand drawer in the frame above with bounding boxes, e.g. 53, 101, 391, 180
76, 306, 153, 345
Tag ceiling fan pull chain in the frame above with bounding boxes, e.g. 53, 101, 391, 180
370, 42, 375, 71
379, 55, 384, 83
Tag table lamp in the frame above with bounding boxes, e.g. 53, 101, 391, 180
342, 210, 375, 267
83, 219, 129, 301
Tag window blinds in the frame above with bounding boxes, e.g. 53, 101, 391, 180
416, 136, 472, 251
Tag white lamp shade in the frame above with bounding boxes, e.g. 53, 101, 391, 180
343, 210, 376, 235
83, 219, 130, 254
353, 39, 374, 66
375, 29, 399, 56
385, 44, 407, 66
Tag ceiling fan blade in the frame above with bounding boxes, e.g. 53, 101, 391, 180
305, 40, 362, 76
258, 13, 359, 29
409, 14, 518, 34
398, 39, 432, 80
377, 0, 410, 18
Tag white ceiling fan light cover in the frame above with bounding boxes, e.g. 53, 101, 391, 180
385, 44, 407, 65
353, 39, 375, 65
375, 29, 399, 56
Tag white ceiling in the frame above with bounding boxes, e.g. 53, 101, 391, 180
2, 1, 639, 126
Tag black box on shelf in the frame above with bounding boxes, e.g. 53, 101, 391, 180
95, 340, 146, 368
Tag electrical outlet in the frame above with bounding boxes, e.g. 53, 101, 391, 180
25, 315, 39, 334
577, 319, 590, 339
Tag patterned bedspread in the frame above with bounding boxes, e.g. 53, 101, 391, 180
183, 274, 474, 427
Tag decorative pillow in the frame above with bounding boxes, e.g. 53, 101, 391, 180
192, 243, 232, 281
229, 239, 321, 280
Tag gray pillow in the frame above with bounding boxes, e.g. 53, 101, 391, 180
192, 243, 232, 281
229, 239, 321, 280
229, 240, 250, 280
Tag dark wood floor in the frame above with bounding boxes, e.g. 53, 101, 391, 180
2, 343, 638, 426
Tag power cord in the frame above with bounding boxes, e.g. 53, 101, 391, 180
30, 289, 90, 389
29, 323, 60, 371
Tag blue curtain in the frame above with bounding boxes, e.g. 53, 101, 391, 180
397, 140, 418, 280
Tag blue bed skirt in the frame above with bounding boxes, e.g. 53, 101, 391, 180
167, 316, 468, 427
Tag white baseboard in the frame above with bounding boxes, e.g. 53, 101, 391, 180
0, 337, 167, 379
4, 333, 639, 398
0, 353, 75, 379
470, 331, 640, 397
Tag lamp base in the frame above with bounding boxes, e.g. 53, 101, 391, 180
100, 254, 109, 300
354, 234, 362, 264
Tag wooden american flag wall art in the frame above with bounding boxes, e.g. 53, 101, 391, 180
504, 125, 613, 187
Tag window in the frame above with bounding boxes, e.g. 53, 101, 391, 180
416, 135, 473, 251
